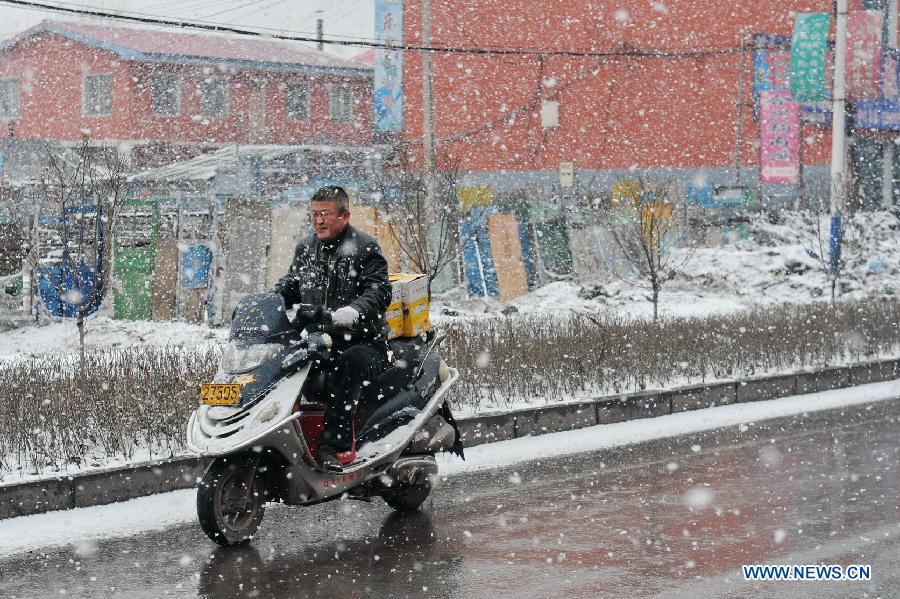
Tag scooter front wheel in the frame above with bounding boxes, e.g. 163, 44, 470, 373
197, 455, 267, 546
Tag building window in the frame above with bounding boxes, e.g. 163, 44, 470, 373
0, 78, 21, 118
151, 74, 181, 116
329, 84, 353, 123
83, 74, 112, 116
199, 77, 228, 117
285, 82, 309, 121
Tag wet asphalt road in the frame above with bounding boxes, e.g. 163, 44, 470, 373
2, 399, 899, 599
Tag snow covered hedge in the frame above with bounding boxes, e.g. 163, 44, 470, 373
442, 299, 900, 409
1, 299, 899, 478
0, 347, 218, 478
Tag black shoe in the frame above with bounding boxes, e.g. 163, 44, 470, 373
317, 446, 343, 472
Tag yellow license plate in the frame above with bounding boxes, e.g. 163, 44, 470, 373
200, 383, 242, 406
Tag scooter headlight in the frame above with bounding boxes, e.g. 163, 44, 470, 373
221, 342, 281, 374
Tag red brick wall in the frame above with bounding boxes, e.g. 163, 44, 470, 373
400, 0, 867, 173
0, 32, 372, 147
0, 32, 137, 141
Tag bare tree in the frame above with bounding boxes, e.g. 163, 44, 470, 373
599, 179, 695, 322
805, 198, 869, 302
30, 136, 128, 365
373, 145, 460, 298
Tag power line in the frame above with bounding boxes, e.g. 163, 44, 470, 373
198, 0, 282, 22
0, 0, 749, 59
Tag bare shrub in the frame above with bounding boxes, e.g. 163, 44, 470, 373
441, 299, 900, 409
0, 346, 219, 478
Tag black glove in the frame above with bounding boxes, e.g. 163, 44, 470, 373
291, 304, 332, 331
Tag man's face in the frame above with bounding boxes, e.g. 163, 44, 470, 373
309, 200, 350, 242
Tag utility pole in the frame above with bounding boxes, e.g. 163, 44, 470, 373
316, 11, 324, 51
422, 0, 437, 206
883, 0, 898, 208
829, 0, 848, 276
732, 29, 747, 187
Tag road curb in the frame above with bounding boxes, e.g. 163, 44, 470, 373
1, 359, 897, 520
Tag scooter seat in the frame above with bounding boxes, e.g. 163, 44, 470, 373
357, 354, 444, 445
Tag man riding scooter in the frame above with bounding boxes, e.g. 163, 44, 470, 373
274, 185, 392, 472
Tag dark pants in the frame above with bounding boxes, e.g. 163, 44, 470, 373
311, 344, 387, 452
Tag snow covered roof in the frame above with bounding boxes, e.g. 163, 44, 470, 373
1, 20, 372, 75
129, 144, 375, 183
0, 139, 75, 185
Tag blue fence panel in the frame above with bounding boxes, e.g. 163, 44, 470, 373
518, 223, 538, 290
181, 245, 213, 288
460, 206, 500, 297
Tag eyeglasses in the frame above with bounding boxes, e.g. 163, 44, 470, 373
310, 209, 337, 219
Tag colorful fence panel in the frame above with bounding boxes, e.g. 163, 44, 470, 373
113, 201, 157, 321
518, 223, 538, 289
151, 236, 178, 321
460, 206, 499, 297
486, 214, 529, 302
222, 199, 271, 321
533, 219, 574, 278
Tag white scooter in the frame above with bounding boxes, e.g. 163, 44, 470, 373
187, 293, 463, 546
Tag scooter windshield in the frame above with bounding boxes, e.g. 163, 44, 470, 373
230, 293, 293, 342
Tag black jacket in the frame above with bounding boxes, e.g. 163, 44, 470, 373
274, 224, 392, 350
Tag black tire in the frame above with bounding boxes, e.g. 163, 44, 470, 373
197, 456, 267, 546
383, 482, 431, 512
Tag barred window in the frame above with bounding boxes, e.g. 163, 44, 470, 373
0, 79, 21, 118
151, 74, 181, 116
199, 77, 228, 118
83, 74, 112, 116
285, 82, 309, 121
328, 84, 353, 123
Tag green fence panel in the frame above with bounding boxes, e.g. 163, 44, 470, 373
534, 219, 574, 277
113, 201, 159, 320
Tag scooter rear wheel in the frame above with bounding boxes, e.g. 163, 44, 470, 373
382, 482, 431, 512
197, 456, 266, 546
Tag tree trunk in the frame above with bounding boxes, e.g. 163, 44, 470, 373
652, 281, 659, 323
77, 308, 85, 369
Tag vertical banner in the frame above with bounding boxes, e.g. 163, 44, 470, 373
374, 0, 404, 132
791, 13, 830, 101
753, 34, 792, 103
847, 10, 884, 100
882, 48, 900, 101
759, 91, 800, 184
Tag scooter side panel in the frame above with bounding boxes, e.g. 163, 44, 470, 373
187, 366, 310, 456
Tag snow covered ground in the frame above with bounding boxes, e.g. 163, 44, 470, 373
0, 314, 227, 360
1, 379, 898, 558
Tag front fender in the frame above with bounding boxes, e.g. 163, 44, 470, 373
187, 365, 309, 457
